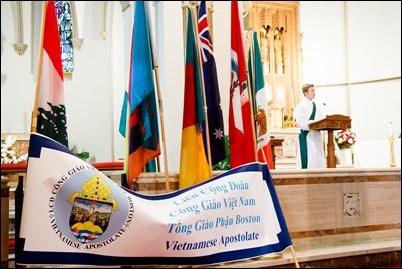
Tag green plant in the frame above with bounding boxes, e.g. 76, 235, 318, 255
70, 146, 90, 160
212, 136, 230, 171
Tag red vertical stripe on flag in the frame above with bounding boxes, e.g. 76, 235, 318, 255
229, 2, 255, 168
179, 7, 211, 189
36, 1, 68, 148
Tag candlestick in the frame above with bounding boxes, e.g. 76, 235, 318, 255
389, 120, 393, 136
389, 135, 396, 167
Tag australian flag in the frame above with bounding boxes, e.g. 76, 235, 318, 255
198, 1, 226, 165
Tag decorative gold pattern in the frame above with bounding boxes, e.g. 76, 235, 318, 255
68, 174, 119, 211
245, 1, 302, 118
13, 43, 28, 56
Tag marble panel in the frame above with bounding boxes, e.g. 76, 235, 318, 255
276, 184, 337, 232
366, 181, 401, 225
338, 182, 366, 227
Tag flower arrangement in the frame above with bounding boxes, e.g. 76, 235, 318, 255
1, 135, 28, 164
334, 129, 356, 149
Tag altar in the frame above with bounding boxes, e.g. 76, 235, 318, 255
270, 127, 299, 169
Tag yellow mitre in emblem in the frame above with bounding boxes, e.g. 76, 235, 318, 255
68, 174, 119, 211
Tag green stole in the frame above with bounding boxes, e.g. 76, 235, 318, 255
299, 102, 316, 169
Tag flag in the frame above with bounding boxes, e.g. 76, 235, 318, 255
229, 2, 255, 168
19, 133, 292, 265
36, 1, 68, 148
197, 1, 226, 166
122, 1, 160, 188
179, 7, 211, 189
248, 31, 274, 169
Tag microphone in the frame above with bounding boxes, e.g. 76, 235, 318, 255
323, 103, 336, 115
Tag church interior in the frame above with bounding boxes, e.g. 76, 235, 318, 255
1, 1, 400, 268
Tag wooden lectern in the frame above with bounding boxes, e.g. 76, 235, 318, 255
309, 114, 351, 168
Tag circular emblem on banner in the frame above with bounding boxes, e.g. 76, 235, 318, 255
53, 170, 130, 245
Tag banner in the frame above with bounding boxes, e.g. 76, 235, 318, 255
19, 133, 292, 266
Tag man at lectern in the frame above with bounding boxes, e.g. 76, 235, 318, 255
293, 84, 326, 169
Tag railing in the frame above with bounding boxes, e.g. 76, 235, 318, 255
1, 161, 124, 174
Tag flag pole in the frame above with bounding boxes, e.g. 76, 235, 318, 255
153, 64, 170, 192
31, 1, 48, 133
191, 3, 213, 173
290, 245, 300, 268
182, 2, 188, 55
146, 2, 170, 191
246, 30, 259, 162
248, 30, 268, 164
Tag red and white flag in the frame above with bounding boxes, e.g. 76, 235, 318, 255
35, 1, 68, 148
229, 2, 256, 168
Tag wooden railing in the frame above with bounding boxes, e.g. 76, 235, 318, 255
1, 161, 124, 174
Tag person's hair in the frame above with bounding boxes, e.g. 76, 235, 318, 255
302, 84, 314, 95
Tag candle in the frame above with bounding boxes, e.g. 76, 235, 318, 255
389, 120, 393, 136
279, 86, 285, 108
291, 90, 295, 109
